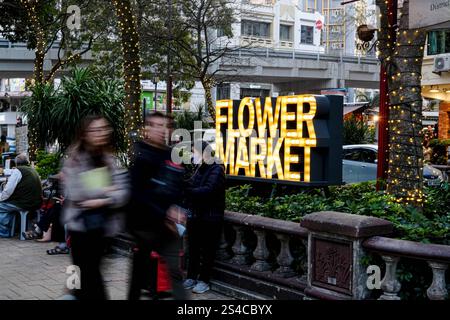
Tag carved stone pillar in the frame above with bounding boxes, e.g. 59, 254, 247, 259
251, 229, 271, 272
231, 225, 250, 265
426, 261, 448, 300
216, 228, 231, 261
301, 211, 393, 300
379, 255, 401, 300
274, 233, 295, 277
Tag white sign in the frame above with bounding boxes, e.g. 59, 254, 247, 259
409, 0, 450, 29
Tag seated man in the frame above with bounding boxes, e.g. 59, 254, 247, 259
0, 153, 43, 238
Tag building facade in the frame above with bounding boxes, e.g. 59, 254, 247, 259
421, 28, 450, 140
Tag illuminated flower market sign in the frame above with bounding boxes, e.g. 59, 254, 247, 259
215, 95, 343, 185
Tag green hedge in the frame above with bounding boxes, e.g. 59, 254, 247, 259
226, 182, 450, 300
226, 181, 450, 245
35, 150, 61, 179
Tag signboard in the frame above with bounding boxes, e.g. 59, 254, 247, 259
409, 0, 450, 29
215, 95, 343, 186
315, 20, 323, 30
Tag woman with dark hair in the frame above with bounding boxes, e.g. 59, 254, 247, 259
61, 115, 129, 300
183, 140, 225, 294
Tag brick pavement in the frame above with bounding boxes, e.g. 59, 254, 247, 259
0, 238, 231, 300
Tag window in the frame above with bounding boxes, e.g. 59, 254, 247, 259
343, 148, 377, 163
280, 25, 292, 41
217, 28, 226, 37
0, 125, 7, 138
360, 149, 377, 164
343, 149, 363, 162
301, 25, 314, 44
240, 88, 270, 99
216, 83, 231, 100
241, 20, 270, 38
427, 30, 450, 55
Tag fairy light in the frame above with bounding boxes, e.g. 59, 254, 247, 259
377, 1, 426, 207
112, 0, 143, 158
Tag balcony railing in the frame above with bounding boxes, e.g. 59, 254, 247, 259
240, 36, 273, 48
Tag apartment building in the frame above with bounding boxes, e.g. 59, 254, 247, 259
421, 28, 450, 139
234, 0, 325, 53
215, 0, 326, 100
300, 0, 377, 56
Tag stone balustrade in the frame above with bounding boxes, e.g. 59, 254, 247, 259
363, 236, 450, 300
215, 211, 309, 299
216, 210, 449, 300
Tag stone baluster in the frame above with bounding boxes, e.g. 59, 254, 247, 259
231, 225, 250, 265
251, 229, 271, 272
216, 228, 231, 261
426, 262, 448, 300
379, 255, 401, 300
299, 239, 308, 282
274, 233, 295, 277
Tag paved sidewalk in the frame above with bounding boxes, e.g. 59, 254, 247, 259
0, 238, 230, 300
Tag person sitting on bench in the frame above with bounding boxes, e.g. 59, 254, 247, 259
0, 154, 43, 237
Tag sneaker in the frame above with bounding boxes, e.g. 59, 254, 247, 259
183, 278, 197, 290
192, 281, 210, 294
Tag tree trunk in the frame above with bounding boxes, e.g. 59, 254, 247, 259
377, 0, 426, 207
112, 0, 142, 161
202, 77, 215, 119
20, 0, 46, 160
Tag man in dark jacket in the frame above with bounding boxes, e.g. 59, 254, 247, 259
127, 111, 187, 300
183, 140, 226, 294
0, 154, 42, 238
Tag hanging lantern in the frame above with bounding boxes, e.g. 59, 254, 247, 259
357, 24, 376, 42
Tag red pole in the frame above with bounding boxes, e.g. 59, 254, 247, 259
376, 0, 397, 190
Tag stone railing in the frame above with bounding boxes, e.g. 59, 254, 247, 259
214, 211, 309, 299
216, 210, 450, 300
363, 237, 450, 300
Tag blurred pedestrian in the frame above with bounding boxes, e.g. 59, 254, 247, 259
183, 140, 225, 294
61, 115, 129, 300
127, 111, 187, 300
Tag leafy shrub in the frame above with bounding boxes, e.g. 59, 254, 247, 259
21, 67, 126, 153
429, 139, 450, 165
343, 115, 374, 145
34, 150, 61, 179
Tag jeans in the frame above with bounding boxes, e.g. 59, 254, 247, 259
0, 202, 21, 238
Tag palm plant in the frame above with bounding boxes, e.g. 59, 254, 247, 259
174, 104, 211, 131
20, 83, 58, 152
21, 67, 126, 154
52, 68, 126, 152
343, 115, 374, 145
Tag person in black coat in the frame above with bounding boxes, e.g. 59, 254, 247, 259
127, 112, 186, 300
183, 140, 225, 294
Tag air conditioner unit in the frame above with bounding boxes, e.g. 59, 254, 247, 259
433, 54, 450, 73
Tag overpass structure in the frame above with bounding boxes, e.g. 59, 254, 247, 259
1, 40, 379, 92
0, 40, 93, 79
0, 39, 380, 103
216, 48, 380, 94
